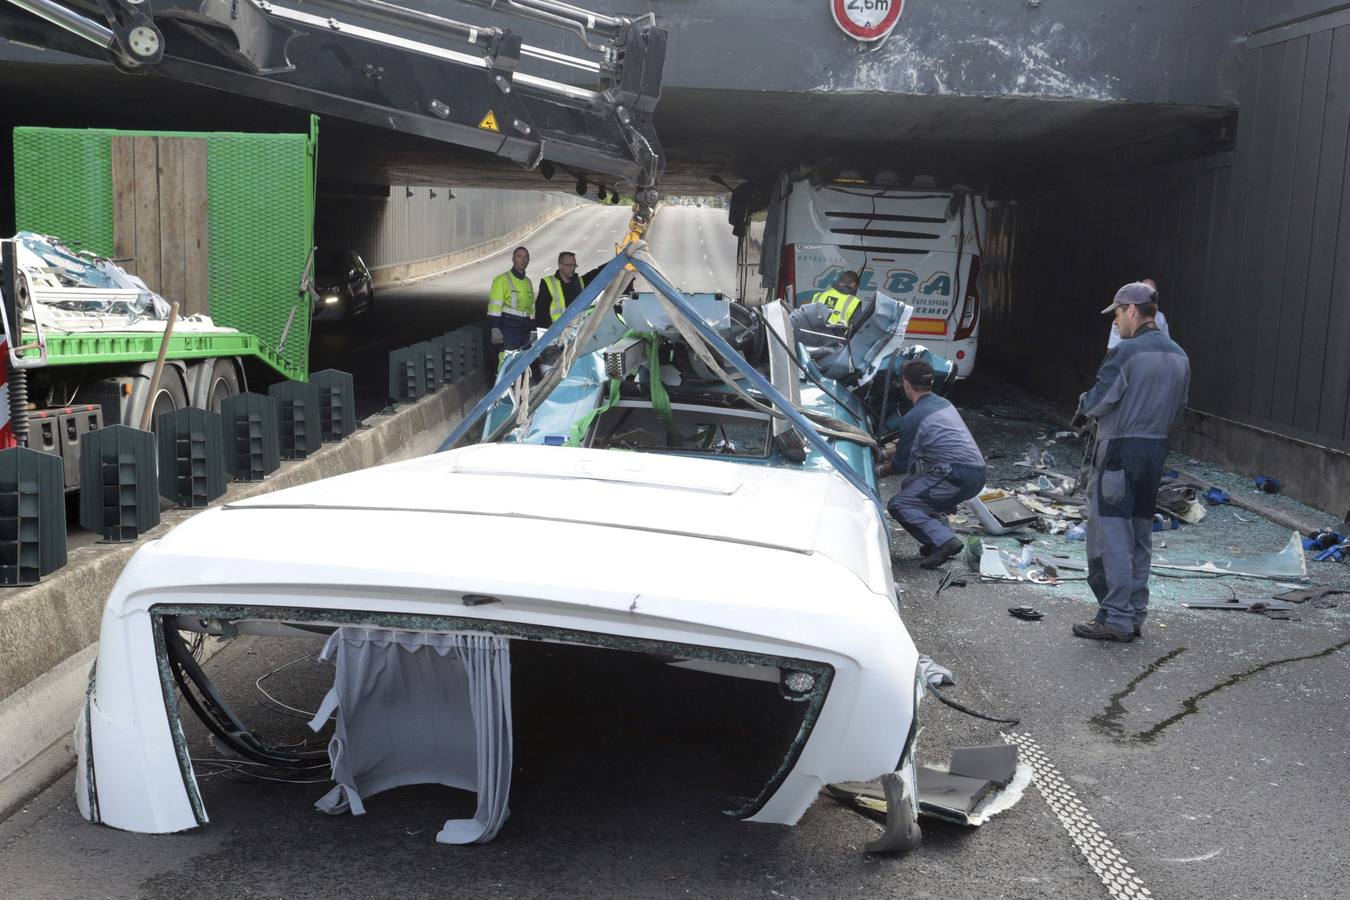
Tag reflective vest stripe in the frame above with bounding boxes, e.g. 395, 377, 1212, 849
487, 271, 534, 317
817, 287, 860, 325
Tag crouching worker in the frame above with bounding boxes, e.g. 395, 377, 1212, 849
879, 361, 986, 569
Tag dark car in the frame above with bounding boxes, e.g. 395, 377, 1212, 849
312, 249, 374, 321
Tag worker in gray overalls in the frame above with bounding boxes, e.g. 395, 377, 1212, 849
1073, 282, 1191, 642
880, 360, 987, 569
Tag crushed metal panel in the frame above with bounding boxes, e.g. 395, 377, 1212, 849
762, 300, 802, 434
948, 744, 1018, 787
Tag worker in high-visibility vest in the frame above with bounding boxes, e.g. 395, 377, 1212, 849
487, 246, 536, 357
536, 251, 637, 326
535, 251, 602, 325
816, 271, 863, 326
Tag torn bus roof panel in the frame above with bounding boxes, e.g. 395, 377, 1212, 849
78, 444, 919, 836
224, 443, 891, 598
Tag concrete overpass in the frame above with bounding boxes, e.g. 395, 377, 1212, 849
2, 0, 1250, 194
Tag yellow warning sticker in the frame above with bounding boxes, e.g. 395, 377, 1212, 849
478, 110, 500, 132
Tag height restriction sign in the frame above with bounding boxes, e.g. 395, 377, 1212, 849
831, 0, 904, 42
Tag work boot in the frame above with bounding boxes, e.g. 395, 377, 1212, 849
1071, 621, 1134, 642
1133, 624, 1143, 638
920, 537, 964, 570
918, 543, 934, 557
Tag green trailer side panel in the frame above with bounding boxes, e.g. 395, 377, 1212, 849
11, 122, 316, 380
41, 332, 259, 364
203, 129, 314, 380
12, 129, 115, 256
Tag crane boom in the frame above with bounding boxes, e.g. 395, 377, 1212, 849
2, 0, 665, 229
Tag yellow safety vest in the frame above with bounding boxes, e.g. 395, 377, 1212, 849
817, 286, 861, 325
487, 270, 534, 318
543, 273, 586, 322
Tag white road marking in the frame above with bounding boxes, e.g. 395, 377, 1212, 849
1159, 850, 1223, 864
1002, 732, 1153, 900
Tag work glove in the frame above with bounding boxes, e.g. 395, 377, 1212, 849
490, 326, 504, 347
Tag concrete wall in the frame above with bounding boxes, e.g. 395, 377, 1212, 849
315, 188, 585, 276
982, 153, 1234, 408
454, 0, 1246, 108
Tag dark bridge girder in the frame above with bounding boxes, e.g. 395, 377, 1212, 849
3, 0, 1249, 195
0, 47, 1233, 197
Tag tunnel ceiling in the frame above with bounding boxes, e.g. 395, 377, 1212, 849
1, 49, 1232, 200
3, 0, 1256, 197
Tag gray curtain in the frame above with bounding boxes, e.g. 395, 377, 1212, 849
308, 628, 513, 844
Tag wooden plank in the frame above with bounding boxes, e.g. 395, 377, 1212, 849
131, 135, 161, 294
181, 139, 211, 318
111, 136, 137, 267
1274, 28, 1333, 429
1299, 25, 1350, 436
157, 137, 187, 308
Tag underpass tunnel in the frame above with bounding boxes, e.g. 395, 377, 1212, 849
2, 0, 1347, 518
962, 13, 1350, 518
704, 7, 1347, 521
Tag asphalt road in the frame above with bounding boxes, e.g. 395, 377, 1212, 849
9, 386, 1348, 899
8, 203, 1350, 898
308, 202, 739, 420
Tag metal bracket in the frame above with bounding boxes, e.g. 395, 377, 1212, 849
0, 241, 49, 369
865, 771, 923, 853
91, 0, 164, 67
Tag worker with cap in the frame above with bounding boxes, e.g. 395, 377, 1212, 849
878, 359, 987, 569
487, 246, 536, 360
1073, 281, 1190, 642
535, 251, 607, 326
815, 271, 863, 326
1107, 277, 1170, 349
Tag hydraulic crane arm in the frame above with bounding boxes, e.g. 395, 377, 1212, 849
2, 0, 664, 230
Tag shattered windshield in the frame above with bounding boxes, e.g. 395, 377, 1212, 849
584, 401, 772, 458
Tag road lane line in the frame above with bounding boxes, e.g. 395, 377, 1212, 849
1002, 732, 1153, 900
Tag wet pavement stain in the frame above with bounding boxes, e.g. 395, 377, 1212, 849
1089, 646, 1187, 740
1091, 638, 1350, 744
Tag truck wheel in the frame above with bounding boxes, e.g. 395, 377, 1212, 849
147, 371, 190, 431
204, 362, 242, 412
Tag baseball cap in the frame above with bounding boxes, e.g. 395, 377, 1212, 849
1100, 282, 1158, 314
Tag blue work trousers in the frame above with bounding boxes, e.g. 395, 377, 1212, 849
494, 316, 535, 371
1086, 437, 1168, 633
887, 464, 986, 549
497, 316, 534, 351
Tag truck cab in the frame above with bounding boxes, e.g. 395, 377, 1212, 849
753, 175, 985, 379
